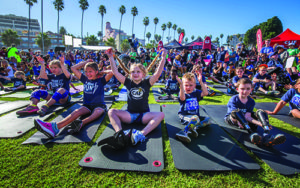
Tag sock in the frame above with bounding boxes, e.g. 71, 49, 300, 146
51, 122, 59, 135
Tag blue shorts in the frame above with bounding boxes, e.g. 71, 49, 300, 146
127, 110, 149, 124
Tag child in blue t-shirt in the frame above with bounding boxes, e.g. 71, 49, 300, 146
158, 69, 180, 100
175, 72, 211, 143
252, 64, 279, 95
34, 60, 113, 138
266, 78, 300, 119
16, 57, 71, 117
225, 78, 286, 146
3, 71, 27, 91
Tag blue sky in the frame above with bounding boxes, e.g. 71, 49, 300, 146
3, 0, 300, 44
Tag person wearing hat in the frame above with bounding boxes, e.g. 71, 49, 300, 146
252, 64, 280, 95
277, 45, 288, 66
286, 42, 299, 76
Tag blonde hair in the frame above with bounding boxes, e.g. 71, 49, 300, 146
130, 63, 147, 76
49, 60, 62, 68
182, 72, 196, 83
236, 78, 253, 88
259, 66, 267, 70
14, 70, 25, 77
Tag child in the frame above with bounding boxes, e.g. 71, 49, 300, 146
33, 60, 113, 138
16, 57, 71, 116
244, 58, 254, 79
211, 60, 225, 84
224, 78, 286, 146
0, 67, 7, 90
266, 78, 300, 119
3, 71, 26, 91
175, 72, 211, 143
158, 69, 180, 100
106, 48, 166, 146
252, 64, 280, 95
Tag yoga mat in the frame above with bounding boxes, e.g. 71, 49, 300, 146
0, 96, 82, 138
22, 103, 112, 145
0, 86, 37, 98
152, 87, 178, 103
162, 104, 260, 171
202, 105, 300, 175
115, 86, 127, 101
70, 85, 84, 95
79, 104, 164, 172
0, 101, 29, 115
255, 102, 300, 129
0, 86, 36, 96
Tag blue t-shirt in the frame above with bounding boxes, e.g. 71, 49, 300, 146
80, 74, 107, 105
166, 79, 179, 93
178, 89, 203, 116
225, 94, 255, 119
195, 74, 207, 85
48, 51, 55, 59
232, 75, 249, 84
217, 50, 227, 62
253, 73, 271, 80
229, 51, 237, 63
12, 78, 26, 88
245, 64, 254, 75
47, 73, 70, 93
260, 47, 274, 54
38, 78, 48, 89
281, 88, 300, 111
33, 66, 41, 76
0, 72, 6, 83
206, 54, 214, 59
107, 76, 118, 85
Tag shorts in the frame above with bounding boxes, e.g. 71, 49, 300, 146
127, 109, 149, 124
53, 95, 71, 106
82, 103, 107, 113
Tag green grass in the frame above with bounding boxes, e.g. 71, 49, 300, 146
1, 85, 300, 187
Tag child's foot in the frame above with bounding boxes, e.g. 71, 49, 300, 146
158, 93, 169, 100
262, 134, 286, 147
250, 133, 262, 145
171, 93, 178, 100
131, 129, 146, 145
67, 120, 83, 134
195, 117, 212, 132
34, 119, 58, 138
273, 90, 280, 96
176, 130, 191, 143
37, 105, 49, 117
185, 115, 200, 137
16, 105, 39, 116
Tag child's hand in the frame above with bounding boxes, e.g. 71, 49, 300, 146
37, 56, 44, 65
59, 56, 65, 65
105, 48, 114, 58
32, 81, 38, 85
196, 72, 202, 83
176, 75, 182, 85
265, 110, 275, 115
161, 48, 167, 57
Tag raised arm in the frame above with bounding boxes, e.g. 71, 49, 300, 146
149, 48, 167, 85
197, 73, 208, 97
265, 100, 287, 115
103, 70, 114, 82
71, 60, 91, 80
59, 56, 71, 79
106, 49, 126, 84
176, 76, 185, 101
37, 57, 48, 80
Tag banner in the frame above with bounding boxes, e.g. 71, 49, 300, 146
203, 36, 211, 50
157, 41, 163, 51
73, 38, 82, 48
256, 29, 262, 52
178, 32, 184, 44
64, 35, 73, 45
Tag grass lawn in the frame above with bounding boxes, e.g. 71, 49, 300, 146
1, 84, 300, 187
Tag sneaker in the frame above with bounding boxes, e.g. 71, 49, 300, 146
176, 130, 191, 143
195, 117, 212, 131
158, 88, 163, 94
273, 91, 280, 96
67, 120, 83, 134
185, 115, 200, 137
131, 129, 146, 145
37, 105, 49, 117
171, 94, 178, 100
158, 93, 169, 100
34, 119, 57, 138
250, 133, 262, 145
262, 134, 286, 147
266, 91, 274, 95
16, 105, 39, 116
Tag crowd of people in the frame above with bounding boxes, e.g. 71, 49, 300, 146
0, 39, 300, 148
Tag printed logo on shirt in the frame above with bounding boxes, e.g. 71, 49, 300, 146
130, 87, 144, 100
169, 83, 178, 90
291, 94, 300, 110
84, 82, 98, 94
51, 80, 64, 90
14, 81, 23, 87
185, 98, 199, 112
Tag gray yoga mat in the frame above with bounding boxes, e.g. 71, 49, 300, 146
0, 101, 29, 115
22, 103, 112, 145
162, 104, 260, 171
79, 104, 164, 172
152, 87, 178, 103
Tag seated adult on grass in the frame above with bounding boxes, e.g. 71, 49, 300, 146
175, 72, 211, 143
266, 78, 300, 119
2, 71, 27, 91
34, 60, 113, 138
16, 57, 71, 116
224, 78, 286, 146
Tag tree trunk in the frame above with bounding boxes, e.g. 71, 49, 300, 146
101, 15, 104, 42
174, 30, 175, 40
162, 31, 164, 43
168, 29, 170, 43
154, 25, 156, 36
57, 9, 59, 45
132, 16, 134, 36
81, 10, 84, 40
119, 15, 123, 49
144, 26, 146, 42
28, 4, 30, 49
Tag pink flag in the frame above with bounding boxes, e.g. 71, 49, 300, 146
257, 29, 262, 52
178, 32, 184, 44
203, 36, 212, 50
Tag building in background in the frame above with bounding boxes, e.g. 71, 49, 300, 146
229, 34, 245, 48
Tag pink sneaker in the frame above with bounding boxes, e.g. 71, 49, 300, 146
16, 105, 39, 116
34, 119, 57, 138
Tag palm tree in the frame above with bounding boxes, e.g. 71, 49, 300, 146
153, 17, 159, 36
157, 35, 161, 42
191, 35, 194, 41
209, 35, 212, 39
59, 26, 67, 35
53, 0, 64, 44
185, 38, 188, 43
161, 23, 166, 42
177, 27, 182, 39
172, 24, 177, 40
105, 37, 116, 48
86, 35, 99, 45
236, 34, 241, 41
1, 29, 21, 46
146, 32, 151, 43
35, 32, 51, 50
131, 6, 138, 36
79, 0, 89, 40
98, 5, 106, 42
97, 31, 102, 41
143, 17, 149, 42
167, 22, 172, 43
220, 33, 224, 46
118, 5, 126, 47
24, 0, 37, 48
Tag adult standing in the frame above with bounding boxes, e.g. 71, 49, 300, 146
286, 42, 299, 76
260, 39, 273, 56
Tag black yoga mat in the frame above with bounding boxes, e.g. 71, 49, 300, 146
22, 102, 112, 145
162, 104, 260, 171
0, 101, 29, 115
79, 104, 164, 172
255, 102, 300, 129
152, 87, 178, 103
0, 96, 82, 138
202, 105, 300, 175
